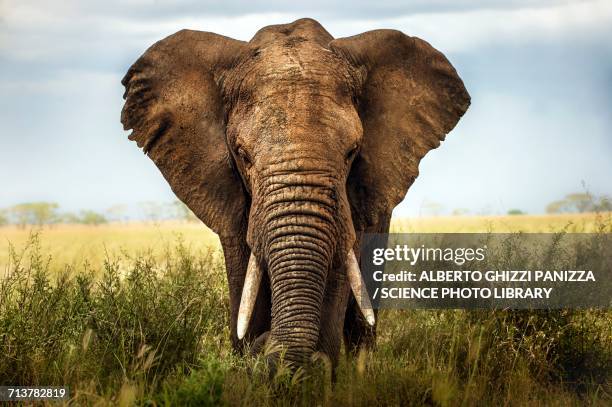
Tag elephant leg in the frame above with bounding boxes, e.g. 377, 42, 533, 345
220, 236, 271, 352
343, 215, 390, 353
343, 295, 377, 354
317, 263, 351, 367
342, 244, 377, 354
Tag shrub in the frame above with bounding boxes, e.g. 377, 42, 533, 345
0, 230, 610, 405
0, 233, 228, 403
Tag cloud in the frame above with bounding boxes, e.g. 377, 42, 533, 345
2, 0, 609, 90
1, 1, 576, 23
3, 0, 611, 60
345, 0, 612, 52
0, 0, 611, 214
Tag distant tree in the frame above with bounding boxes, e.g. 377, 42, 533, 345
173, 200, 199, 222
476, 205, 494, 216
79, 210, 107, 225
61, 212, 81, 224
545, 200, 565, 214
452, 208, 470, 216
0, 210, 7, 226
139, 201, 167, 222
422, 200, 444, 216
8, 202, 59, 227
9, 205, 30, 228
565, 193, 593, 213
546, 192, 611, 214
593, 195, 612, 212
105, 205, 128, 223
32, 202, 59, 224
507, 209, 525, 215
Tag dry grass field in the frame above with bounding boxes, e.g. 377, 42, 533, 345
0, 221, 219, 272
1, 212, 607, 271
0, 212, 609, 405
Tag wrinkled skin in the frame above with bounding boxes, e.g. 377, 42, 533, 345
121, 18, 470, 368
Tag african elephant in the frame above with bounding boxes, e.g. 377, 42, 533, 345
121, 18, 469, 368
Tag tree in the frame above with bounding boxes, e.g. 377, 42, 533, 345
421, 200, 444, 216
173, 200, 199, 222
61, 212, 81, 224
565, 193, 593, 213
8, 202, 59, 227
545, 200, 566, 214
31, 202, 59, 224
105, 205, 128, 223
0, 210, 7, 226
507, 209, 525, 215
9, 205, 30, 228
546, 192, 611, 214
139, 201, 168, 222
592, 195, 612, 212
476, 205, 494, 216
79, 210, 107, 225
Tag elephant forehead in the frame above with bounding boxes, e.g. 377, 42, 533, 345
247, 96, 361, 135
232, 97, 363, 164
225, 41, 363, 149
235, 42, 355, 100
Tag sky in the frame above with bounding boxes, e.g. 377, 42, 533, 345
1, 0, 611, 218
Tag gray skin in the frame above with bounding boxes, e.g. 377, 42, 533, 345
121, 18, 470, 368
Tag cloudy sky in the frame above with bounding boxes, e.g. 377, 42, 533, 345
1, 0, 611, 217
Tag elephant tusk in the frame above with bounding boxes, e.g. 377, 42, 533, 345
237, 253, 263, 340
347, 250, 376, 326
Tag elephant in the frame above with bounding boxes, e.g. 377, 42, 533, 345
120, 18, 469, 369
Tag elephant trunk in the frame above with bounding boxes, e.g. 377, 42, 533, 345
267, 226, 331, 364
261, 176, 337, 365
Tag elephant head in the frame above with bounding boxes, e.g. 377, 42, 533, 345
121, 18, 469, 367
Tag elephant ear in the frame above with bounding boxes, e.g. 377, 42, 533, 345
121, 30, 248, 238
330, 30, 470, 229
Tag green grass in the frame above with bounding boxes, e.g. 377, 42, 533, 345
0, 215, 611, 405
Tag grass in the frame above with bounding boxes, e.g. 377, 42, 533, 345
0, 213, 604, 271
0, 213, 610, 405
390, 212, 608, 233
0, 222, 219, 272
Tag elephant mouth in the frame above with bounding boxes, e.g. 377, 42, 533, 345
236, 250, 375, 343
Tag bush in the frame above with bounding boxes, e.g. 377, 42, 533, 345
0, 232, 610, 405
0, 233, 228, 403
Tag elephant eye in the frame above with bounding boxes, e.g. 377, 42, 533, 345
346, 144, 359, 162
237, 146, 252, 167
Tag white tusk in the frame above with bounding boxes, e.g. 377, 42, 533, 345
237, 253, 264, 340
347, 250, 376, 326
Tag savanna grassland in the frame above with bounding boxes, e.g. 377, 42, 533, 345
1, 213, 604, 271
0, 213, 610, 406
